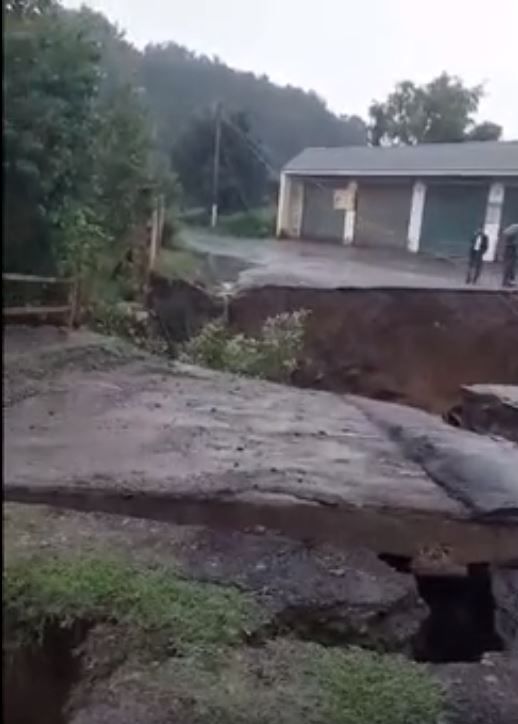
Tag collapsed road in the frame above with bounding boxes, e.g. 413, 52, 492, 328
4, 326, 518, 568
3, 324, 518, 724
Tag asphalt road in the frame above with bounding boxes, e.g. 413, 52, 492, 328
183, 230, 508, 290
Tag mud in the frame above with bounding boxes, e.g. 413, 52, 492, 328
147, 275, 518, 412
228, 286, 518, 412
4, 503, 518, 724
4, 325, 518, 723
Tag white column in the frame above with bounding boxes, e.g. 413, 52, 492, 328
276, 172, 290, 237
342, 181, 357, 244
407, 181, 426, 253
287, 179, 304, 237
483, 182, 505, 262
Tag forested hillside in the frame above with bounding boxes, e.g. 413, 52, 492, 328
139, 43, 367, 167
66, 8, 368, 168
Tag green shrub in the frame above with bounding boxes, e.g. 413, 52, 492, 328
216, 208, 275, 239
178, 207, 210, 227
90, 301, 169, 356
180, 310, 309, 382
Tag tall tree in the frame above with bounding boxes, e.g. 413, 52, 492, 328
368, 73, 502, 146
172, 109, 269, 213
4, 0, 101, 272
3, 0, 157, 275
140, 43, 367, 166
94, 85, 153, 242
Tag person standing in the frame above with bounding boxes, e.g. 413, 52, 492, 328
466, 228, 489, 284
501, 223, 518, 288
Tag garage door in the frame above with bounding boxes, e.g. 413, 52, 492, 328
301, 184, 344, 241
354, 182, 412, 249
420, 183, 488, 258
501, 185, 518, 230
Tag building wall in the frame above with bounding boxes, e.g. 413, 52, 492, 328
354, 180, 412, 249
277, 174, 304, 238
277, 172, 518, 259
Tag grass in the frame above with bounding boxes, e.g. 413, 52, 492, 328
123, 640, 443, 724
157, 246, 201, 282
315, 645, 442, 724
3, 555, 266, 651
216, 207, 275, 239
3, 554, 443, 723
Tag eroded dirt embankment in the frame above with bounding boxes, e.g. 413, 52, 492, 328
228, 287, 518, 413
149, 276, 518, 412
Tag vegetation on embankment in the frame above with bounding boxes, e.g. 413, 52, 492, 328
180, 310, 309, 382
216, 208, 276, 239
3, 552, 443, 724
3, 556, 265, 652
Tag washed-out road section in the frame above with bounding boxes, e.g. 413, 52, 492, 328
4, 326, 518, 567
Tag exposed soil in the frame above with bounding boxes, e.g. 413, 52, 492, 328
228, 286, 518, 413
147, 275, 518, 412
3, 324, 518, 723
3, 622, 86, 724
4, 503, 518, 724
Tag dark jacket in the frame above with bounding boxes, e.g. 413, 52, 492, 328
470, 231, 489, 256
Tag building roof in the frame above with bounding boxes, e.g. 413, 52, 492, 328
284, 140, 518, 178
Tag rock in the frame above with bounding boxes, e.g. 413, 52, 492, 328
457, 384, 518, 444
434, 655, 518, 724
180, 528, 427, 653
492, 567, 518, 656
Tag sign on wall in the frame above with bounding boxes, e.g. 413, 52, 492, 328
333, 185, 356, 211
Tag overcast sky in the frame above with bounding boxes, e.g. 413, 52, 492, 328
65, 0, 518, 138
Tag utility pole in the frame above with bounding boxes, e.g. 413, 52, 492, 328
211, 102, 222, 228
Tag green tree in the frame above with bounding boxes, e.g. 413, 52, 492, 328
466, 120, 503, 141
4, 0, 101, 272
3, 0, 159, 278
94, 85, 152, 242
172, 109, 269, 213
140, 42, 367, 167
368, 73, 502, 146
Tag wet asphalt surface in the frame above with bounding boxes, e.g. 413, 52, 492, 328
183, 230, 508, 291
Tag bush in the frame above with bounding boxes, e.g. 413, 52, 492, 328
178, 207, 210, 227
90, 301, 169, 356
180, 310, 309, 382
217, 208, 275, 239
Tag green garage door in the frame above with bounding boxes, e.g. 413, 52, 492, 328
301, 184, 344, 241
420, 183, 488, 258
